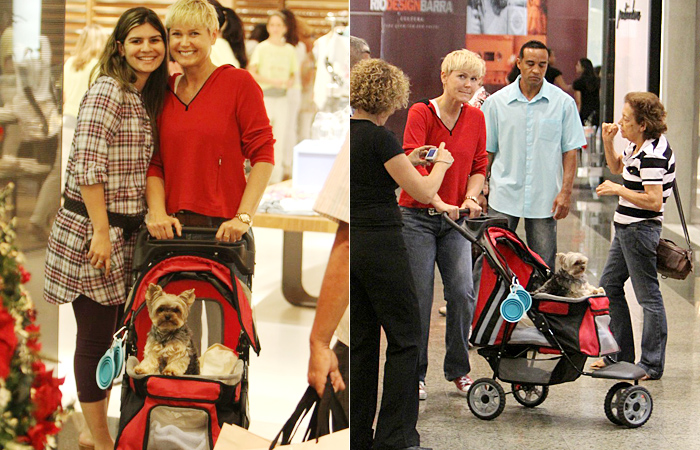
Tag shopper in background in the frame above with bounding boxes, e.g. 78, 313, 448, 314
249, 11, 297, 183
350, 36, 370, 68
545, 48, 572, 95
208, 0, 247, 68
592, 92, 674, 381
43, 9, 168, 450
245, 23, 268, 58
280, 8, 309, 175
399, 49, 487, 401
572, 57, 600, 126
351, 57, 453, 450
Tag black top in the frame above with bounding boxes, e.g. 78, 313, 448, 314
573, 76, 600, 125
545, 66, 562, 84
350, 119, 405, 228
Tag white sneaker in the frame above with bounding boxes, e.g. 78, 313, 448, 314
438, 305, 447, 316
418, 381, 427, 400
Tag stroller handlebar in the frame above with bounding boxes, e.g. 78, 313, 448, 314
441, 212, 510, 244
132, 226, 256, 276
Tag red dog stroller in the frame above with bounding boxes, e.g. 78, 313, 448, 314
114, 227, 260, 449
444, 214, 654, 428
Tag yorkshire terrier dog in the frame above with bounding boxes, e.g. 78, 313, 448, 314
535, 252, 605, 298
134, 284, 200, 376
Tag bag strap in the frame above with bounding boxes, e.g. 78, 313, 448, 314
23, 85, 49, 136
306, 378, 348, 440
671, 180, 692, 251
268, 386, 319, 449
268, 378, 348, 449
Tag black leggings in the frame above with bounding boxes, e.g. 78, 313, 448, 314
72, 295, 122, 402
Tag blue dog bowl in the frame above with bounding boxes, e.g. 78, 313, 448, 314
500, 294, 525, 323
96, 348, 115, 390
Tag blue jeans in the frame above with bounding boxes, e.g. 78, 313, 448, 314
490, 208, 557, 270
401, 207, 474, 382
599, 221, 666, 379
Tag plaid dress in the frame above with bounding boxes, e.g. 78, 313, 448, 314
44, 76, 153, 306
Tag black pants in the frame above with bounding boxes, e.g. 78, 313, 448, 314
350, 226, 421, 450
72, 295, 122, 402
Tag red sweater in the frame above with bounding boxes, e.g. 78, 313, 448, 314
148, 65, 275, 218
399, 100, 488, 208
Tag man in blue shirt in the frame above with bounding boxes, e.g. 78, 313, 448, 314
482, 40, 586, 269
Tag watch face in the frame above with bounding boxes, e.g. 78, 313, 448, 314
238, 213, 252, 224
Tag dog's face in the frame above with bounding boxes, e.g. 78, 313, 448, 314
145, 284, 195, 332
557, 252, 588, 278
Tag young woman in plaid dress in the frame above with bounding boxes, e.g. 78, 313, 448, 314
43, 8, 168, 450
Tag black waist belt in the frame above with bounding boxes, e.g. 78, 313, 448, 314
63, 195, 145, 241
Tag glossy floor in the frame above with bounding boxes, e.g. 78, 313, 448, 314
413, 184, 700, 450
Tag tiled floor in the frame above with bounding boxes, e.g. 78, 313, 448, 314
24, 226, 334, 449
413, 183, 700, 449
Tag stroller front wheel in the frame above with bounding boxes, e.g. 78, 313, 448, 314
511, 383, 548, 408
616, 385, 653, 428
467, 378, 505, 420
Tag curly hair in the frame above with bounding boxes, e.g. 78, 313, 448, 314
351, 59, 410, 115
624, 92, 667, 140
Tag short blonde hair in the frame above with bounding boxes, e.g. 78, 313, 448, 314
350, 58, 409, 115
441, 49, 485, 79
166, 0, 219, 32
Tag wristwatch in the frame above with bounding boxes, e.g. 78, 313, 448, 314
235, 212, 252, 225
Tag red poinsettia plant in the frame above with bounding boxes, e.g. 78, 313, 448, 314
0, 184, 67, 450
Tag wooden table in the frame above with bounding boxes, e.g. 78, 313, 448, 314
253, 212, 338, 308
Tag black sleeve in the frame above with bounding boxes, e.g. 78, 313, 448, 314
572, 78, 584, 92
375, 127, 405, 164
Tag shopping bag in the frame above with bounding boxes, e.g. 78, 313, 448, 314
214, 423, 271, 450
213, 379, 349, 450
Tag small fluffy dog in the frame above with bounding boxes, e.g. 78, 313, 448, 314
534, 252, 605, 298
134, 284, 200, 376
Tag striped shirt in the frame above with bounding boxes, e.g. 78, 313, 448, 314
614, 135, 675, 225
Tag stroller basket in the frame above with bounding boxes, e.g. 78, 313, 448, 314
479, 346, 586, 386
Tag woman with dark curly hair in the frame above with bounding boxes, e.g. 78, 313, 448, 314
592, 92, 675, 381
351, 58, 453, 450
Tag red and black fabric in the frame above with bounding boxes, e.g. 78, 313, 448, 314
115, 375, 243, 449
470, 227, 550, 347
123, 255, 260, 359
115, 254, 257, 449
531, 294, 619, 357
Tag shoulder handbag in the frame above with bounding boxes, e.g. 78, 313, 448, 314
656, 181, 694, 280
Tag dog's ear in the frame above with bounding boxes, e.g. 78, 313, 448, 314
556, 253, 566, 268
145, 284, 163, 308
179, 289, 196, 307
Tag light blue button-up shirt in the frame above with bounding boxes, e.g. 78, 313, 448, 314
482, 77, 586, 218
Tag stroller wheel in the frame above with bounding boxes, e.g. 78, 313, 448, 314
511, 383, 548, 408
616, 385, 653, 428
604, 382, 631, 426
467, 378, 505, 420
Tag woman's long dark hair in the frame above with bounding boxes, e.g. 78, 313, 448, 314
280, 8, 299, 47
577, 57, 599, 92
94, 7, 168, 137
208, 0, 248, 68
